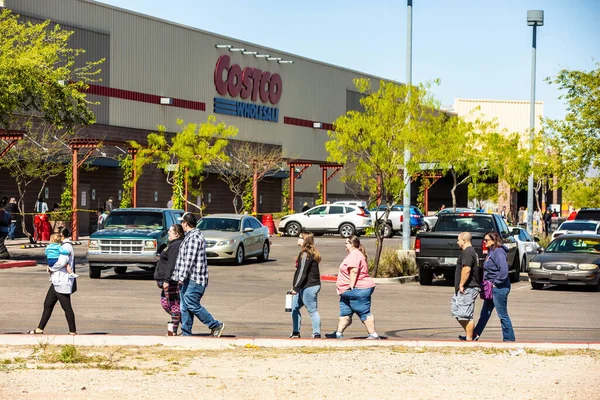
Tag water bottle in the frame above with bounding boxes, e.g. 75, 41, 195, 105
285, 291, 293, 312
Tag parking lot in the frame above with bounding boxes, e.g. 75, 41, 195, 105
2, 235, 599, 342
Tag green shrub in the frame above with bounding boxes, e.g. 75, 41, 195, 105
368, 248, 417, 278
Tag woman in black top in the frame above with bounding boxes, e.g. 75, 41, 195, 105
154, 224, 184, 335
289, 231, 322, 338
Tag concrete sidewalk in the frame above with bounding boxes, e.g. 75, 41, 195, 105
1, 334, 598, 351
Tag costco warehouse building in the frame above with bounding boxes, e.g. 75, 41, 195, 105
1, 0, 464, 234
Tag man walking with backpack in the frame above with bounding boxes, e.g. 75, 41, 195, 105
172, 212, 225, 337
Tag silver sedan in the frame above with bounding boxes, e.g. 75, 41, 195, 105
198, 214, 271, 265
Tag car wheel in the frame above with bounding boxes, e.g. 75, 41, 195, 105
419, 267, 433, 285
257, 241, 270, 262
382, 223, 394, 238
114, 266, 127, 275
89, 266, 101, 279
285, 222, 301, 237
509, 253, 521, 283
531, 281, 544, 290
339, 223, 355, 238
521, 256, 527, 272
234, 245, 245, 265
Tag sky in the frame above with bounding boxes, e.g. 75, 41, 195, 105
97, 0, 599, 120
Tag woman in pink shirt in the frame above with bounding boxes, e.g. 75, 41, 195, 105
325, 236, 379, 339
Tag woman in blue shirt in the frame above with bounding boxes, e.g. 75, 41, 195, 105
474, 231, 516, 342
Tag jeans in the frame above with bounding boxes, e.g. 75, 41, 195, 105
291, 285, 321, 335
180, 279, 220, 336
339, 287, 375, 321
474, 283, 515, 341
8, 222, 16, 240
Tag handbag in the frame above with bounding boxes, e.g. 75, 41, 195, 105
480, 254, 497, 300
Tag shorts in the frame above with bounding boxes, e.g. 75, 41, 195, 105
339, 287, 375, 321
451, 287, 479, 321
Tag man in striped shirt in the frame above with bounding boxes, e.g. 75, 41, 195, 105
172, 213, 224, 337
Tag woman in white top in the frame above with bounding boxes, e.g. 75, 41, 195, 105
28, 228, 77, 335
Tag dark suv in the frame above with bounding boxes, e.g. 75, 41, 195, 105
574, 208, 600, 221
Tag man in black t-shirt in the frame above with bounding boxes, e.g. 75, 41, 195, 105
451, 232, 481, 341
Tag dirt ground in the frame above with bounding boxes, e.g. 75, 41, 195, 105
0, 345, 597, 399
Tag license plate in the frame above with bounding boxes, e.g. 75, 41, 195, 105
551, 273, 568, 281
444, 257, 458, 265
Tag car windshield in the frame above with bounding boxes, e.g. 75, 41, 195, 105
546, 238, 600, 253
103, 212, 164, 229
435, 216, 494, 233
559, 222, 597, 231
198, 218, 240, 232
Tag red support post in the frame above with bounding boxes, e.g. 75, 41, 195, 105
184, 168, 189, 212
424, 186, 429, 215
321, 167, 327, 204
253, 163, 258, 214
377, 173, 382, 206
71, 148, 79, 241
132, 151, 137, 208
289, 166, 295, 212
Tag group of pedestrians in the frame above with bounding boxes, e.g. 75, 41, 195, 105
453, 231, 515, 342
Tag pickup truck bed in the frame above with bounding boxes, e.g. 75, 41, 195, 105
415, 212, 520, 285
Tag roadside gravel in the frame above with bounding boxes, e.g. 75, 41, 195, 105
0, 345, 597, 399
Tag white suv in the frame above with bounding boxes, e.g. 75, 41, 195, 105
278, 204, 372, 238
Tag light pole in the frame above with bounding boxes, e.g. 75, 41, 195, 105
526, 10, 543, 233
402, 0, 413, 251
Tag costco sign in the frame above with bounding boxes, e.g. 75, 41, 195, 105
214, 55, 282, 105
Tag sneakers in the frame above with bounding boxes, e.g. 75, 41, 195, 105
311, 333, 321, 339
366, 333, 380, 340
458, 334, 480, 341
289, 332, 301, 338
68, 273, 79, 279
325, 331, 343, 339
211, 322, 225, 337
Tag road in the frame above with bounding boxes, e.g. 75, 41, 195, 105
2, 235, 599, 342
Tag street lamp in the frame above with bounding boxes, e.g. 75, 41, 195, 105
402, 0, 413, 250
526, 10, 543, 233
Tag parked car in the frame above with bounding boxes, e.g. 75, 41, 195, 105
369, 205, 425, 238
87, 208, 184, 279
415, 212, 519, 285
528, 234, 600, 290
509, 226, 541, 271
423, 208, 477, 231
278, 204, 372, 238
552, 220, 600, 239
198, 214, 270, 265
574, 208, 600, 221
333, 200, 367, 207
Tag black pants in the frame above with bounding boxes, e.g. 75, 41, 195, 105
0, 232, 9, 259
38, 285, 76, 333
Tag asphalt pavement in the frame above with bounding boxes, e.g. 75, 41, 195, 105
2, 235, 599, 342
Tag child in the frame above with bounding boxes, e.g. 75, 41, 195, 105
45, 233, 78, 279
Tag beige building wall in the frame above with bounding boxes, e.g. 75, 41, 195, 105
6, 0, 390, 195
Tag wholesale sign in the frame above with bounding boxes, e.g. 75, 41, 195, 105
213, 55, 282, 122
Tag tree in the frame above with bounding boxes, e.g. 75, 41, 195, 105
468, 181, 498, 210
128, 117, 237, 213
211, 142, 284, 214
563, 178, 600, 208
544, 63, 600, 178
421, 113, 495, 210
326, 78, 445, 275
0, 10, 103, 237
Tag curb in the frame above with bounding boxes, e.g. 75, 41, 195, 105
320, 274, 418, 284
0, 335, 598, 351
0, 260, 38, 269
